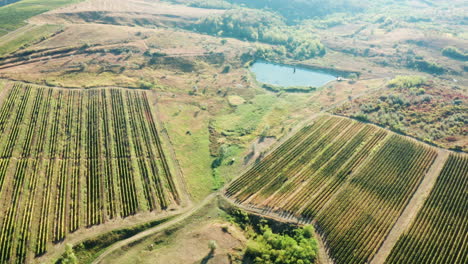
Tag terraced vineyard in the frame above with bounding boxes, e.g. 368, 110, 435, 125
0, 83, 180, 263
225, 115, 443, 264
385, 153, 468, 264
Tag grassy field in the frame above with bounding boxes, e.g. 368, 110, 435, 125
0, 83, 183, 263
97, 196, 321, 264
64, 216, 175, 264
156, 99, 215, 201
0, 24, 62, 56
0, 0, 82, 35
98, 197, 247, 264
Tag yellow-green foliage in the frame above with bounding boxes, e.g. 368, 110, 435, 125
195, 9, 325, 60
387, 75, 426, 89
0, 0, 82, 34
0, 25, 62, 56
245, 225, 318, 264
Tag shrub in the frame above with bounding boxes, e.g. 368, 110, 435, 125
352, 113, 370, 122
222, 64, 232, 73
387, 75, 426, 89
56, 244, 77, 264
208, 240, 218, 252
442, 46, 468, 61
244, 225, 318, 264
138, 81, 155, 90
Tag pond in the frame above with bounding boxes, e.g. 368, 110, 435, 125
250, 61, 337, 88
0, 0, 21, 7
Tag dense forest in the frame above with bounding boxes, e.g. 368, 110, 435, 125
193, 9, 326, 60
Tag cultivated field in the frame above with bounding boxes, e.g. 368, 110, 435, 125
385, 153, 468, 264
224, 115, 466, 264
0, 82, 181, 263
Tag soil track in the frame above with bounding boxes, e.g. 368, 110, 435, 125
369, 149, 450, 264
92, 193, 218, 264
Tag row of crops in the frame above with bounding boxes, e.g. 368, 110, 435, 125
0, 83, 180, 263
385, 153, 468, 264
225, 115, 467, 264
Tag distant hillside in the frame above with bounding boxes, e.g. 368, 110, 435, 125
227, 0, 366, 21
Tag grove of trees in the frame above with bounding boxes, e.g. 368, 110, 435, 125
194, 9, 326, 60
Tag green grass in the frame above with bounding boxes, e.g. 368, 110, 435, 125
97, 197, 229, 264
160, 102, 215, 201
215, 94, 280, 139
0, 0, 82, 34
0, 80, 5, 91
57, 216, 174, 264
0, 24, 62, 55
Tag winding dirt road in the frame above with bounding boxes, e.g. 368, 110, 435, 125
92, 193, 218, 264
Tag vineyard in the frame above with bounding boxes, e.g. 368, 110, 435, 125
225, 115, 452, 264
0, 83, 181, 263
385, 153, 468, 264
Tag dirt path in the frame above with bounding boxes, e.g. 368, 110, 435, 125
0, 81, 11, 106
315, 230, 334, 264
369, 149, 450, 264
92, 193, 218, 264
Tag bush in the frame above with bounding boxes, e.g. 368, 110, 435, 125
407, 59, 445, 75
138, 81, 155, 90
387, 75, 426, 89
244, 225, 318, 264
222, 64, 232, 73
442, 46, 468, 61
352, 113, 370, 122
208, 240, 218, 251
56, 244, 77, 264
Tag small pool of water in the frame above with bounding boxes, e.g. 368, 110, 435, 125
0, 0, 21, 7
251, 61, 337, 88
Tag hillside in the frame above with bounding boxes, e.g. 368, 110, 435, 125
0, 0, 466, 263
225, 115, 466, 264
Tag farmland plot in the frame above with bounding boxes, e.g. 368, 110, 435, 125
0, 83, 180, 263
385, 154, 468, 264
225, 115, 441, 264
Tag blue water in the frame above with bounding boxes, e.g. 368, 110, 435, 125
251, 61, 337, 88
0, 0, 20, 7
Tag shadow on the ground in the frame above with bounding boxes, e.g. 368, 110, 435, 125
200, 250, 214, 264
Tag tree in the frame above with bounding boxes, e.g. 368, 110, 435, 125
59, 244, 78, 264
222, 64, 232, 73
442, 46, 467, 61
208, 240, 218, 253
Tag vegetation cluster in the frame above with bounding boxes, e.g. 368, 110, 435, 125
245, 225, 318, 264
227, 209, 318, 264
334, 77, 467, 150
226, 0, 365, 21
194, 9, 326, 60
442, 46, 468, 61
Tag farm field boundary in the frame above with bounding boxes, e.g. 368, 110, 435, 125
0, 82, 186, 263
224, 114, 466, 264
